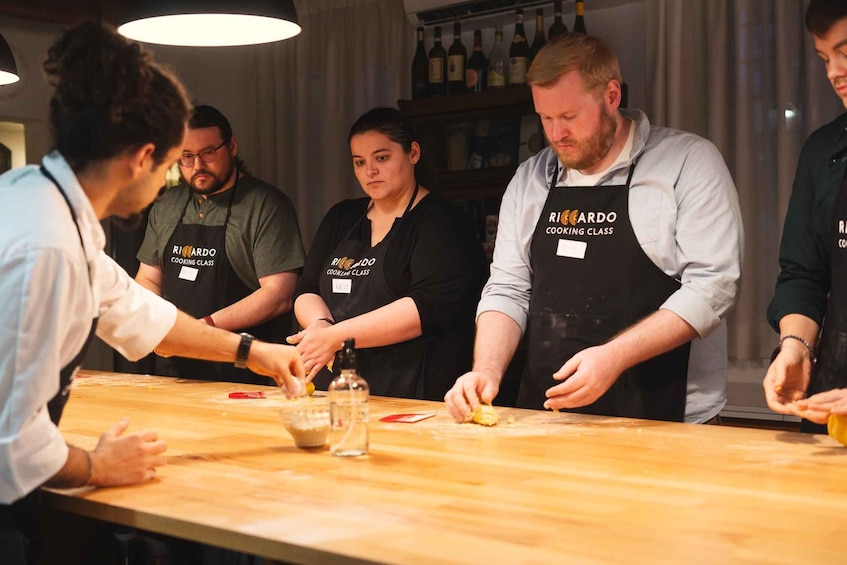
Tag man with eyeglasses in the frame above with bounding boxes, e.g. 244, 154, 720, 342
445, 33, 743, 424
136, 105, 305, 384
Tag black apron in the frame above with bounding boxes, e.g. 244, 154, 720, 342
313, 186, 430, 398
0, 167, 99, 565
521, 160, 690, 422
157, 180, 275, 385
803, 166, 847, 433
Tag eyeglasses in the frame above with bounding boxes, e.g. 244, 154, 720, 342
179, 140, 228, 167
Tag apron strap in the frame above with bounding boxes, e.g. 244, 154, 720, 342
39, 166, 91, 283
345, 182, 420, 243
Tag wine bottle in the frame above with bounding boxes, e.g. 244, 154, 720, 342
529, 8, 547, 64
487, 25, 508, 89
428, 26, 447, 97
548, 0, 568, 39
465, 29, 487, 93
447, 17, 467, 94
508, 9, 529, 87
411, 27, 428, 99
574, 0, 588, 34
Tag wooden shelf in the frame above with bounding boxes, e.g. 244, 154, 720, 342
431, 168, 515, 201
398, 86, 533, 122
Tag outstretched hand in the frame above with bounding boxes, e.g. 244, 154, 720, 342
763, 345, 812, 414
89, 418, 168, 487
245, 341, 306, 395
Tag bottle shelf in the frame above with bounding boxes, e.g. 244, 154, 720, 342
399, 86, 540, 201
398, 86, 533, 120
432, 167, 517, 200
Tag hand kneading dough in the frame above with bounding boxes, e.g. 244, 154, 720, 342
470, 404, 500, 426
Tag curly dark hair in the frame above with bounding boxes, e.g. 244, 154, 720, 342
806, 0, 847, 37
43, 21, 191, 172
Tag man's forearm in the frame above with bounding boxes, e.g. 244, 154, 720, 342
211, 272, 298, 331
211, 287, 292, 331
45, 444, 91, 490
155, 311, 245, 360
604, 309, 698, 370
778, 313, 820, 345
777, 313, 820, 359
472, 311, 523, 382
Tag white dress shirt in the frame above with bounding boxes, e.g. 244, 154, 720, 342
480, 109, 744, 423
0, 152, 177, 504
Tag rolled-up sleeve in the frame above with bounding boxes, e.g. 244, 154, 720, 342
767, 134, 833, 331
660, 138, 743, 337
95, 252, 177, 361
476, 156, 548, 333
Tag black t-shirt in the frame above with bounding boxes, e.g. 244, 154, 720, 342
297, 193, 488, 399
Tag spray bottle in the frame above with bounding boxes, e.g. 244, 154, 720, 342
329, 339, 369, 456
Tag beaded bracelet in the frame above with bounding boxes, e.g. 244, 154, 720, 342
779, 334, 817, 364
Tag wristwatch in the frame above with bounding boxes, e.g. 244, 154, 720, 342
235, 333, 255, 369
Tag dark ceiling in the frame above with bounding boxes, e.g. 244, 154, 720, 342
0, 0, 123, 26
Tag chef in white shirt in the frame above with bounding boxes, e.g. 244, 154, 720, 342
0, 22, 304, 564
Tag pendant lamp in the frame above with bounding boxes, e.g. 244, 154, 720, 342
117, 0, 301, 47
0, 32, 20, 86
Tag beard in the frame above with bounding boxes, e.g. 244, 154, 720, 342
551, 107, 618, 172
184, 157, 236, 196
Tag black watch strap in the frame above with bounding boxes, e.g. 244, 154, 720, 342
235, 333, 254, 369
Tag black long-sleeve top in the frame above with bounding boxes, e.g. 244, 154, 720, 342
296, 193, 488, 399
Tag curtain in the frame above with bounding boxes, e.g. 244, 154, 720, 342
243, 0, 415, 244
644, 0, 843, 364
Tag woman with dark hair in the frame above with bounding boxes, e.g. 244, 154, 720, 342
289, 107, 487, 400
0, 22, 303, 563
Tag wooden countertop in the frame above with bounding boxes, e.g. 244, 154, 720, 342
46, 372, 847, 564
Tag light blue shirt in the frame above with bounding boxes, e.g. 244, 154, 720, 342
480, 109, 744, 423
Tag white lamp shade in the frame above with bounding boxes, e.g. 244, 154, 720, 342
116, 0, 301, 47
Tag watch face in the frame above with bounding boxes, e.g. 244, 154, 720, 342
235, 332, 254, 368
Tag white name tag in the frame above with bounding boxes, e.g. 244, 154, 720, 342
556, 239, 587, 259
332, 278, 352, 294
178, 266, 199, 281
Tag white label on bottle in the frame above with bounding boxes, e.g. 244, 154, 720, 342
178, 266, 199, 281
429, 59, 444, 83
332, 278, 352, 294
556, 239, 587, 259
509, 57, 528, 84
488, 70, 506, 88
447, 55, 464, 81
